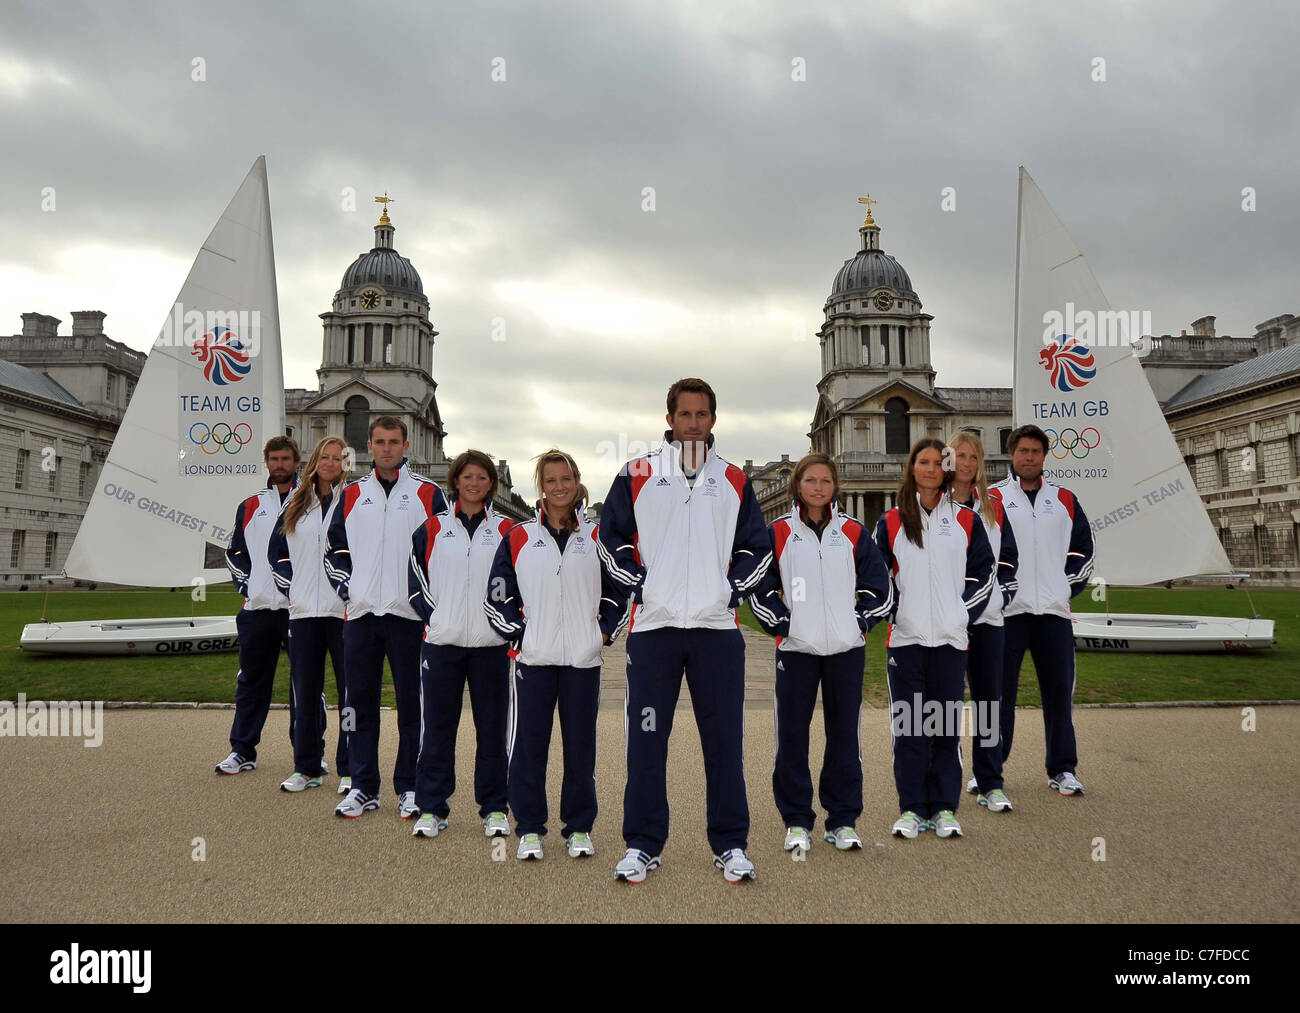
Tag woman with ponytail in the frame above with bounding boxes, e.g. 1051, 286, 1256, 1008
268, 435, 351, 794
873, 438, 994, 840
484, 449, 628, 861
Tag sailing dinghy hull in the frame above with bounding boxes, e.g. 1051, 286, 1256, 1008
19, 616, 239, 656
1072, 613, 1274, 652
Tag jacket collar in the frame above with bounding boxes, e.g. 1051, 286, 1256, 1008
661, 430, 716, 473
371, 457, 409, 483
453, 495, 494, 519
535, 499, 586, 529
791, 497, 839, 531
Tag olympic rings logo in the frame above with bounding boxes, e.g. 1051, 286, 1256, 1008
1044, 427, 1101, 460
190, 421, 253, 455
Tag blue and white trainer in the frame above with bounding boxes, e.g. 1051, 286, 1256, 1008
412, 813, 447, 837
279, 771, 323, 792
824, 826, 863, 850
1049, 771, 1085, 796
215, 751, 255, 775
334, 788, 380, 818
979, 788, 1014, 812
614, 849, 661, 883
713, 849, 757, 883
399, 791, 419, 819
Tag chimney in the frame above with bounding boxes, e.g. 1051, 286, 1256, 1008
21, 313, 60, 338
1180, 330, 1187, 336
781, 454, 790, 462
71, 310, 106, 337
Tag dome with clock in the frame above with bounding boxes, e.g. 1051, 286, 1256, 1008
827, 207, 916, 304
337, 204, 424, 299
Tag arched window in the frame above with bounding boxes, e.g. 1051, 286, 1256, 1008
999, 428, 1011, 454
885, 397, 910, 455
344, 395, 370, 452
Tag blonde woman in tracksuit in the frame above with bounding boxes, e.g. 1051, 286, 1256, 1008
268, 435, 350, 794
747, 453, 893, 853
874, 438, 995, 840
484, 449, 629, 861
947, 431, 1019, 814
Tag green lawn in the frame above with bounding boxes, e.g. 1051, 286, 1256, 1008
1, 588, 393, 707
739, 586, 1299, 707
2, 586, 1296, 706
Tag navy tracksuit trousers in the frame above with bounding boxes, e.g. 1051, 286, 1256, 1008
772, 646, 865, 833
287, 617, 348, 777
507, 663, 600, 839
415, 642, 510, 820
887, 644, 966, 818
965, 623, 1005, 793
623, 626, 748, 856
342, 613, 423, 798
1002, 613, 1078, 777
228, 607, 291, 761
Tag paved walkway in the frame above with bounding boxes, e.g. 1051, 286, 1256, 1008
3, 702, 1296, 922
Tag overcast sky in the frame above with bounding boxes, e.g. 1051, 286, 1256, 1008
2, 0, 1296, 498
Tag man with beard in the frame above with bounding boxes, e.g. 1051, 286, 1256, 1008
215, 435, 302, 775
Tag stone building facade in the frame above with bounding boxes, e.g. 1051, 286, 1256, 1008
0, 312, 145, 584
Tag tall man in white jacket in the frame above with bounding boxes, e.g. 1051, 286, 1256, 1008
598, 378, 773, 884
991, 424, 1095, 796
325, 417, 446, 818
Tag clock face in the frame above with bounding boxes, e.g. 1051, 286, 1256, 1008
360, 290, 380, 310
873, 292, 893, 312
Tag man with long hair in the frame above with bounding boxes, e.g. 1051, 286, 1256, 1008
214, 435, 300, 775
598, 378, 772, 884
991, 424, 1094, 797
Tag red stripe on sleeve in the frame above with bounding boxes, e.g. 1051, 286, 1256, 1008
629, 458, 653, 502
1056, 486, 1077, 520
724, 463, 747, 501
417, 481, 439, 518
343, 482, 362, 519
241, 495, 260, 530
424, 517, 441, 569
509, 524, 530, 567
773, 519, 791, 562
955, 505, 976, 546
885, 509, 902, 575
841, 517, 863, 548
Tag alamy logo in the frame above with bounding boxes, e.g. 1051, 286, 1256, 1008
49, 944, 151, 992
889, 692, 1000, 748
1, 694, 103, 747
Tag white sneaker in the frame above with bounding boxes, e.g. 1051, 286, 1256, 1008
337, 776, 351, 795
824, 826, 863, 851
517, 833, 544, 860
783, 826, 812, 852
934, 810, 963, 838
1049, 771, 1085, 796
566, 832, 595, 858
966, 776, 979, 795
334, 789, 380, 818
713, 849, 757, 883
412, 813, 447, 837
979, 788, 1014, 812
279, 771, 323, 792
215, 751, 255, 775
399, 791, 419, 819
613, 848, 661, 883
483, 811, 510, 837
891, 811, 924, 839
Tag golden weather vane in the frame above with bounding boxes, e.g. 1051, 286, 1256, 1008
374, 193, 395, 225
857, 194, 879, 226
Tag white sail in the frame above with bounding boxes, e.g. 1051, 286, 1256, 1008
64, 156, 285, 587
1012, 166, 1232, 585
